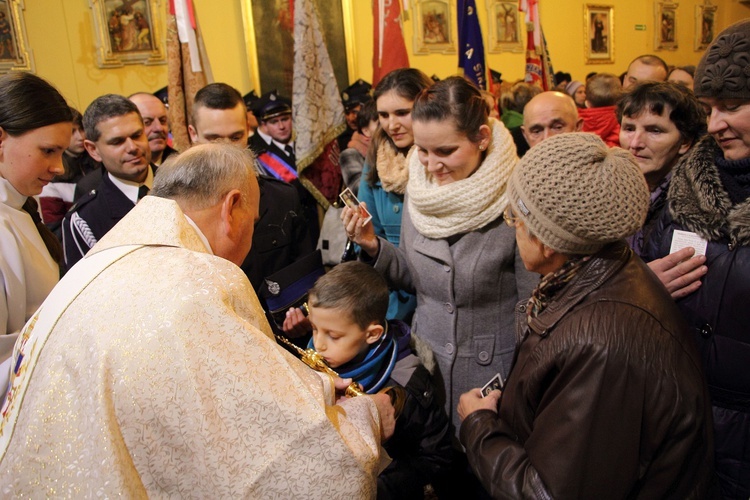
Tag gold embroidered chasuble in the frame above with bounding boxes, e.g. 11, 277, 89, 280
0, 196, 382, 497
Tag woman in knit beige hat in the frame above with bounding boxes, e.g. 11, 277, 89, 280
645, 17, 750, 498
458, 132, 713, 498
342, 77, 537, 486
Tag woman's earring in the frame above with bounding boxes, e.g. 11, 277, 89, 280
479, 145, 486, 151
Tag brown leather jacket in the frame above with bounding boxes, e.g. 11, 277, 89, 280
459, 242, 714, 499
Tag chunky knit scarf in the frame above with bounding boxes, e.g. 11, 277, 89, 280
407, 118, 518, 239
376, 141, 409, 194
526, 255, 591, 323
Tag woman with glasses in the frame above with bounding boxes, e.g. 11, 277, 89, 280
343, 76, 536, 443
458, 132, 712, 499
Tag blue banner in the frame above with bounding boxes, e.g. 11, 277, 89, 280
457, 0, 487, 89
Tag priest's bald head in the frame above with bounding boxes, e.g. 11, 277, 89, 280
151, 144, 260, 266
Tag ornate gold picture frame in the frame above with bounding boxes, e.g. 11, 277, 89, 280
89, 0, 166, 68
0, 0, 33, 73
487, 0, 523, 54
241, 0, 355, 96
695, 2, 716, 51
655, 1, 678, 51
583, 4, 614, 64
413, 0, 455, 55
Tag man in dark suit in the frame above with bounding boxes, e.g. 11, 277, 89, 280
188, 83, 316, 301
62, 94, 154, 270
248, 90, 297, 180
337, 79, 372, 152
248, 90, 320, 240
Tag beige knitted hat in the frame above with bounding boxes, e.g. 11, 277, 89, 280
506, 133, 649, 255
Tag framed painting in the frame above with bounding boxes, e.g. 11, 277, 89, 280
0, 0, 33, 73
487, 0, 523, 53
695, 3, 716, 51
89, 0, 166, 68
241, 0, 355, 97
583, 5, 614, 64
414, 0, 455, 55
655, 1, 678, 51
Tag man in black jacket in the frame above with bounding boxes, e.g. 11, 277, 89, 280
62, 94, 154, 270
189, 83, 316, 318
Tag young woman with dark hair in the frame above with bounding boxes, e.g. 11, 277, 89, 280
345, 76, 536, 438
0, 72, 71, 376
357, 68, 433, 323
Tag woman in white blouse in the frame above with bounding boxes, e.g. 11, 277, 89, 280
0, 72, 72, 373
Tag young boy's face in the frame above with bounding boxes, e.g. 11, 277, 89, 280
308, 305, 382, 368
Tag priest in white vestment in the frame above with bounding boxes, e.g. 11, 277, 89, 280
0, 144, 391, 497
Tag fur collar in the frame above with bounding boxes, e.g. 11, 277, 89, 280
669, 135, 750, 247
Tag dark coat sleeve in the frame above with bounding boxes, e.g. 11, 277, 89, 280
378, 365, 453, 499
460, 305, 667, 499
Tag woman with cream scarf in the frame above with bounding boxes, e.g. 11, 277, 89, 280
344, 77, 537, 444
357, 69, 433, 324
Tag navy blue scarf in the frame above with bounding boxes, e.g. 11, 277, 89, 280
308, 321, 411, 393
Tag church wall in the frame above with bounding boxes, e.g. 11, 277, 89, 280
14, 0, 750, 112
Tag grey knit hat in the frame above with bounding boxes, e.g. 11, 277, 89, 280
506, 133, 649, 255
694, 18, 750, 99
565, 80, 584, 98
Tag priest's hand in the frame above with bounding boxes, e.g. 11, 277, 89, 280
341, 203, 379, 258
458, 388, 500, 421
648, 247, 707, 299
369, 392, 396, 442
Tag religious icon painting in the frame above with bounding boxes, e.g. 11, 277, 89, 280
240, 0, 353, 96
695, 2, 716, 51
89, 0, 166, 68
655, 1, 678, 51
487, 0, 523, 53
0, 0, 33, 73
583, 4, 614, 64
414, 0, 456, 55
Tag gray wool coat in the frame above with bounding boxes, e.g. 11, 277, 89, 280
374, 199, 538, 435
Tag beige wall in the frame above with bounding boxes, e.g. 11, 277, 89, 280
16, 0, 750, 112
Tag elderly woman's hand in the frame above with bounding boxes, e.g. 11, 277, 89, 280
648, 247, 707, 299
458, 388, 501, 421
341, 203, 379, 258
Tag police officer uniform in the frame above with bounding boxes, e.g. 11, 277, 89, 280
337, 79, 372, 151
62, 165, 156, 270
249, 90, 320, 240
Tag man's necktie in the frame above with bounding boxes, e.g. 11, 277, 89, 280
284, 144, 295, 163
138, 185, 150, 201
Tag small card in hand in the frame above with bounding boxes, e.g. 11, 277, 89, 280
339, 187, 372, 226
481, 373, 504, 397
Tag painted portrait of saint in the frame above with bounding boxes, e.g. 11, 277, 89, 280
106, 0, 153, 53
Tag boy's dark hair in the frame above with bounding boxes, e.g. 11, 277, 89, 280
356, 99, 378, 134
617, 81, 706, 144
585, 73, 622, 107
192, 83, 246, 124
308, 262, 389, 330
83, 94, 141, 142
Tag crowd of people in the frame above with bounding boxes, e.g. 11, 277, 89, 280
0, 16, 748, 499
